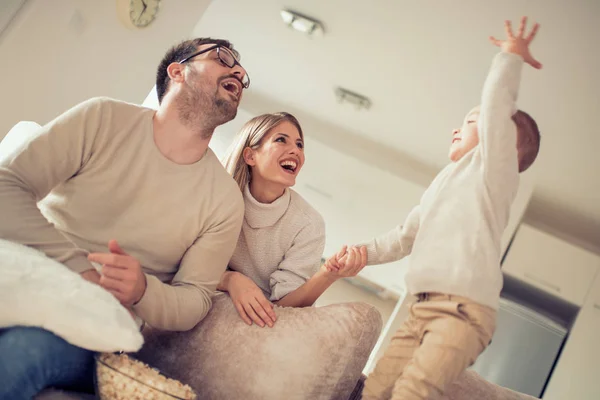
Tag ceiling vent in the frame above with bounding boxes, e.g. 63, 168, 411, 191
335, 87, 372, 110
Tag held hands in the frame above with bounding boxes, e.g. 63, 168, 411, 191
87, 239, 147, 307
322, 245, 368, 279
227, 272, 277, 328
490, 16, 542, 69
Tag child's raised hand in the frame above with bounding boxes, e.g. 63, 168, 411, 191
490, 16, 542, 70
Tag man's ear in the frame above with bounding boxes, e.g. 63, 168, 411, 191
243, 147, 256, 166
167, 62, 186, 84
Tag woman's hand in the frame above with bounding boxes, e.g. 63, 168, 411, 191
322, 245, 368, 279
227, 272, 277, 328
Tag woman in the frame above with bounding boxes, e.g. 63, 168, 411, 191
219, 112, 367, 328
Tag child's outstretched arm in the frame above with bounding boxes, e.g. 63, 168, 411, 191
358, 205, 421, 266
479, 17, 541, 176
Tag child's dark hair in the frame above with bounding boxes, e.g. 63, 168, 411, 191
513, 110, 540, 172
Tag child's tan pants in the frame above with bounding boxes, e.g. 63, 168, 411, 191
362, 293, 496, 400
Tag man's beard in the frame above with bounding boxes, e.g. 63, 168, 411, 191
176, 73, 238, 138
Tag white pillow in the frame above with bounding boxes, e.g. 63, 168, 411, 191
0, 239, 143, 352
0, 120, 42, 159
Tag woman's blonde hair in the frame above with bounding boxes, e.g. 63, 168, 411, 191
223, 112, 303, 192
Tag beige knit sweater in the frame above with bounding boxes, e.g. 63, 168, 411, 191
363, 52, 524, 310
228, 185, 326, 301
0, 97, 244, 331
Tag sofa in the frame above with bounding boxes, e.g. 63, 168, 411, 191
36, 294, 539, 400
134, 293, 382, 400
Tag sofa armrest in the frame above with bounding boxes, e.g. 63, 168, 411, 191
135, 293, 383, 400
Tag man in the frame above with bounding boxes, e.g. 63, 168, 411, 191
0, 37, 248, 399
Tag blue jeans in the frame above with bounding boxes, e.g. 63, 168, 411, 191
0, 327, 95, 400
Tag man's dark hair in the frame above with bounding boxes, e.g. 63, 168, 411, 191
156, 37, 237, 103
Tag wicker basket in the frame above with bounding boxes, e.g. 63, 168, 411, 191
95, 353, 197, 400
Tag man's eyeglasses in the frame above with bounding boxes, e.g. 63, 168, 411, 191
179, 45, 250, 89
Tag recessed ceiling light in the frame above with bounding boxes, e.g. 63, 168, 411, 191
280, 9, 324, 36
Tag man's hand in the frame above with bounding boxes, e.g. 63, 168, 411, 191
227, 272, 276, 328
80, 269, 101, 285
490, 16, 542, 69
87, 239, 147, 307
80, 266, 137, 322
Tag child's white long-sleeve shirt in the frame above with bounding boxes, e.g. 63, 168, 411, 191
364, 52, 523, 310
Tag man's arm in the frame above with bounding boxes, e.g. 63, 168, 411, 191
132, 198, 244, 331
361, 205, 421, 266
0, 98, 104, 273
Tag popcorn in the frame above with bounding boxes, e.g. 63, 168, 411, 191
96, 353, 197, 400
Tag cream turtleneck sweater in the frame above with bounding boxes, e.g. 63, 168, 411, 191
228, 185, 326, 301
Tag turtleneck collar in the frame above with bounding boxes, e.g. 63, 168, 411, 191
243, 184, 291, 228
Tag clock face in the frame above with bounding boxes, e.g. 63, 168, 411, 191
129, 0, 160, 28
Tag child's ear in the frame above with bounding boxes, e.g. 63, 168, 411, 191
243, 147, 256, 166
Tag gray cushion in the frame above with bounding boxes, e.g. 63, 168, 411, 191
347, 372, 540, 400
135, 293, 383, 400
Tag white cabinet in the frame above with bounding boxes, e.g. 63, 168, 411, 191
544, 271, 600, 399
502, 224, 600, 306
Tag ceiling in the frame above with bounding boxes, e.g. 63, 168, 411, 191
194, 0, 600, 251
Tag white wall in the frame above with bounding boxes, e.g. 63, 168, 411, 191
0, 0, 212, 138
0, 0, 26, 38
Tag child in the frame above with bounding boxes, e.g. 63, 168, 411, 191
358, 17, 543, 400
